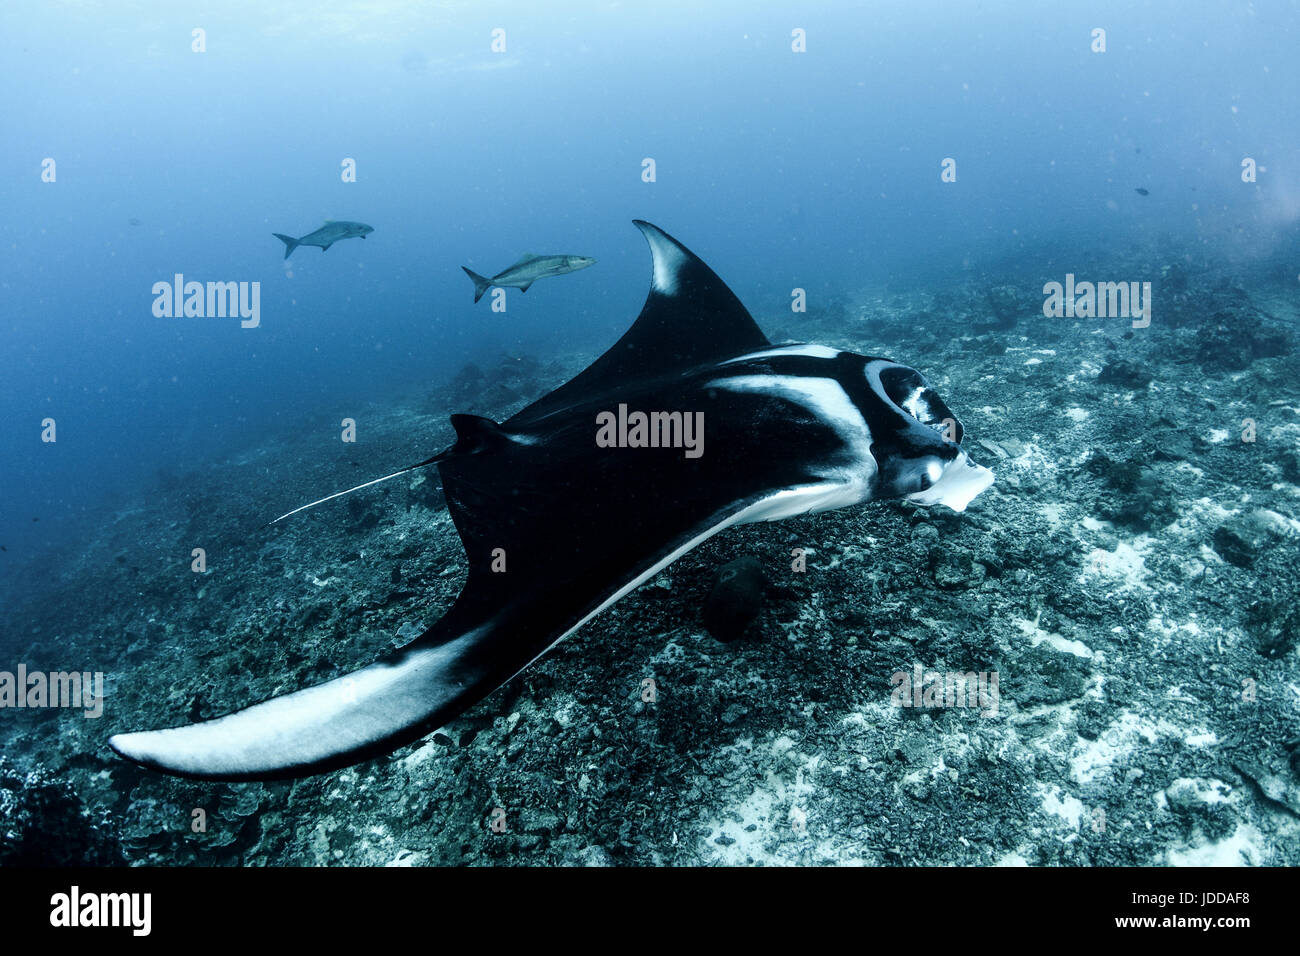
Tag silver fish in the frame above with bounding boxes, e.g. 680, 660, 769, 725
273, 221, 374, 259
462, 252, 596, 303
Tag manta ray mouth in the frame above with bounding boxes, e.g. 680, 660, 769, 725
905, 453, 994, 513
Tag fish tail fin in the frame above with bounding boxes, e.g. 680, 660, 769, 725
462, 267, 491, 304
273, 233, 300, 259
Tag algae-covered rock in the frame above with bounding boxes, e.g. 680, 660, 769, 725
702, 556, 767, 642
0, 759, 125, 866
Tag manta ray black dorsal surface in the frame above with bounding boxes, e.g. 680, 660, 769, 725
108, 220, 993, 781
440, 222, 771, 628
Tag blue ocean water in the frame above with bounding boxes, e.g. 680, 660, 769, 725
3, 0, 1295, 561
3, 0, 1300, 876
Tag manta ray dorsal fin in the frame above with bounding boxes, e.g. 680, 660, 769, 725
448, 413, 509, 456
506, 221, 769, 426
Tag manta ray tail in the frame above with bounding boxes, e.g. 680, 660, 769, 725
273, 233, 300, 260
267, 414, 506, 525
462, 266, 492, 303
266, 454, 442, 525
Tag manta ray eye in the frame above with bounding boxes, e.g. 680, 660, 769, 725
917, 460, 942, 492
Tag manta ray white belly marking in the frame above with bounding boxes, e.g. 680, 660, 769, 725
107, 220, 993, 781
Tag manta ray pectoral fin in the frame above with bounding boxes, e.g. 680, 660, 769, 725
108, 619, 490, 781
506, 221, 770, 427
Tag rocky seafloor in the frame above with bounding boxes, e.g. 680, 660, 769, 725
3, 244, 1299, 866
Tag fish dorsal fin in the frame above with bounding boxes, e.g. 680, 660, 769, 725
507, 221, 769, 426
510, 252, 537, 267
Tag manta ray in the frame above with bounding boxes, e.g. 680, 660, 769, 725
108, 221, 994, 781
